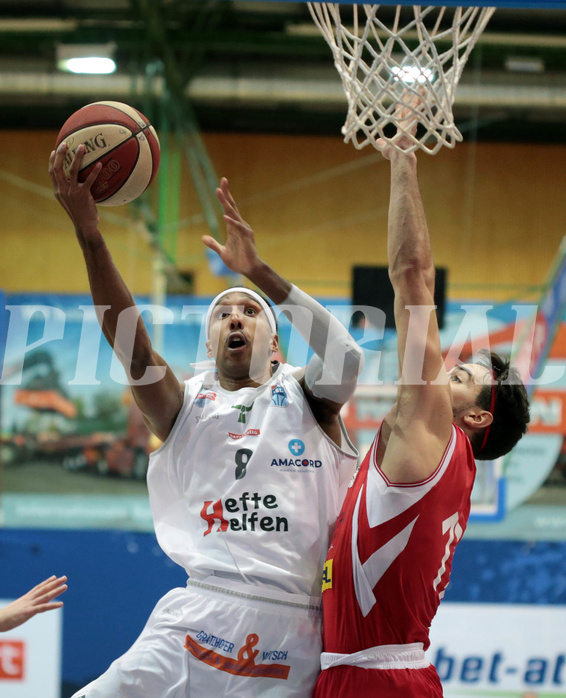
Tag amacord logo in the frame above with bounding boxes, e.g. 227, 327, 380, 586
0, 640, 25, 680
429, 603, 566, 696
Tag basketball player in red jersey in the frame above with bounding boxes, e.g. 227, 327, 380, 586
313, 114, 530, 697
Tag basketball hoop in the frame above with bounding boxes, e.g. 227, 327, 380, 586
307, 3, 495, 154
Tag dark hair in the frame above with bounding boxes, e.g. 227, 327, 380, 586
471, 349, 530, 461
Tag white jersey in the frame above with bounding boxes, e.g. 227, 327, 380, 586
148, 363, 358, 597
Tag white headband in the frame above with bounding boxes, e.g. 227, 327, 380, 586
205, 287, 278, 340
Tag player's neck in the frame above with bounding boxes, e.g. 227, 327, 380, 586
455, 419, 476, 445
216, 367, 273, 391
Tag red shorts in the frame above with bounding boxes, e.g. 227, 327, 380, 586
313, 663, 443, 698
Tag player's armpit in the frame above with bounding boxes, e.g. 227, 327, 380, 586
129, 357, 185, 442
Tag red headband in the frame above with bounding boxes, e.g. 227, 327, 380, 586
480, 369, 497, 452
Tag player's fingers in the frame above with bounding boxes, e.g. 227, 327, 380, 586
41, 585, 67, 603
414, 84, 427, 105
216, 186, 227, 206
51, 146, 72, 193
84, 162, 103, 190
48, 153, 57, 189
202, 235, 224, 256
224, 215, 251, 236
219, 176, 229, 195
30, 575, 57, 594
217, 178, 236, 208
376, 145, 392, 161
42, 580, 68, 596
33, 576, 67, 598
48, 152, 64, 194
221, 179, 240, 213
53, 142, 67, 173
39, 575, 66, 589
217, 184, 238, 216
35, 601, 64, 614
50, 153, 63, 188
69, 144, 85, 183
216, 187, 234, 217
31, 585, 66, 606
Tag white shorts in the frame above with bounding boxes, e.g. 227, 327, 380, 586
72, 576, 322, 698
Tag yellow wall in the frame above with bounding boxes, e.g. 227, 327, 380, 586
0, 130, 563, 301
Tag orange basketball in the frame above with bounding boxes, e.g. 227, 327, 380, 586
55, 101, 160, 206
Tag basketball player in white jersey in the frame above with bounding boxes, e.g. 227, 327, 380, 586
313, 109, 530, 697
49, 143, 363, 697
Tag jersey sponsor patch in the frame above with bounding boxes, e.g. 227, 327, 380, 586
232, 402, 254, 423
195, 392, 216, 408
271, 457, 322, 469
322, 559, 333, 592
271, 381, 288, 407
288, 439, 305, 456
195, 630, 235, 654
228, 429, 260, 440
185, 632, 290, 680
200, 492, 289, 535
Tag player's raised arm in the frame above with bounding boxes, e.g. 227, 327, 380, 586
204, 178, 364, 445
49, 143, 184, 441
377, 116, 453, 483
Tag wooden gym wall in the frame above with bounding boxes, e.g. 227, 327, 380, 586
0, 130, 563, 301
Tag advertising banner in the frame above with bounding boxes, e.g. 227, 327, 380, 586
0, 601, 62, 698
430, 603, 566, 697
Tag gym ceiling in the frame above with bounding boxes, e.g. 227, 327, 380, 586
2, 0, 566, 143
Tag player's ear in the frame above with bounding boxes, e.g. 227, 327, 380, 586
463, 409, 493, 431
206, 339, 214, 359
270, 333, 279, 354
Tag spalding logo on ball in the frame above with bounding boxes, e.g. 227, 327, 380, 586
56, 101, 161, 206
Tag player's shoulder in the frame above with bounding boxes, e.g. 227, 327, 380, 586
278, 362, 301, 378
277, 363, 309, 397
182, 372, 217, 404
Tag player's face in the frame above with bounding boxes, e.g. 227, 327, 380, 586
206, 292, 277, 379
448, 363, 492, 418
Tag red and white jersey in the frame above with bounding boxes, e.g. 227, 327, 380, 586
321, 424, 476, 654
148, 363, 358, 597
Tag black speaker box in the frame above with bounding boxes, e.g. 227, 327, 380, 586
352, 265, 447, 329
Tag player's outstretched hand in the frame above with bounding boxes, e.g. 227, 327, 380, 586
202, 177, 262, 278
376, 90, 422, 160
49, 142, 102, 235
0, 575, 67, 633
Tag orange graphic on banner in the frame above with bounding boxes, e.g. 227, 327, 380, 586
0, 640, 25, 680
184, 633, 290, 680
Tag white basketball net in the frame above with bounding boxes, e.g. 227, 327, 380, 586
307, 3, 495, 155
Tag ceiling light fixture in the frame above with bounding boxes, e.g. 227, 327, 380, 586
504, 56, 545, 73
56, 43, 117, 75
391, 65, 434, 84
